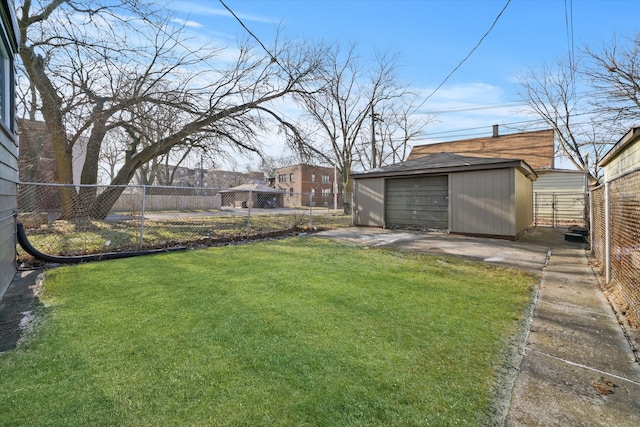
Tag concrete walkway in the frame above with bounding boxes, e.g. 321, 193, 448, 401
316, 226, 640, 426
506, 235, 640, 426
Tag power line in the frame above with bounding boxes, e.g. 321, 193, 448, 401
564, 0, 576, 96
417, 100, 525, 115
418, 0, 512, 107
218, 0, 292, 79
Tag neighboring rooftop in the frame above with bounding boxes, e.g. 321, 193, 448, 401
409, 127, 555, 170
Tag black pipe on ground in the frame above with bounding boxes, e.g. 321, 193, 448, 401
17, 223, 186, 264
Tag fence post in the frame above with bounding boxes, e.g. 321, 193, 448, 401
309, 193, 313, 229
139, 185, 146, 249
589, 188, 594, 247
604, 182, 611, 283
246, 190, 252, 239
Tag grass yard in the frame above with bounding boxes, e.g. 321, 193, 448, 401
1, 237, 537, 426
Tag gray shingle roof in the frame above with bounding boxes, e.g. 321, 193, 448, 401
351, 152, 536, 179
221, 183, 286, 193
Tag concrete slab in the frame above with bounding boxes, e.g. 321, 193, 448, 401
507, 243, 640, 426
508, 350, 640, 427
316, 227, 550, 274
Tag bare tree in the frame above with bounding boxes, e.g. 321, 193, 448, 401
583, 33, 640, 129
17, 0, 323, 218
518, 33, 640, 181
296, 46, 410, 211
517, 59, 612, 180
356, 96, 429, 169
98, 131, 125, 184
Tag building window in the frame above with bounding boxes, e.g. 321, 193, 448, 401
322, 188, 331, 197
322, 175, 330, 184
289, 188, 294, 196
289, 173, 294, 182
310, 188, 316, 196
311, 173, 316, 182
278, 174, 286, 183
0, 37, 14, 130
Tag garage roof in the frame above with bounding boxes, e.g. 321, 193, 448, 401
220, 183, 287, 193
351, 152, 537, 180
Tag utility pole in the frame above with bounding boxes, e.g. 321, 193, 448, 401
200, 153, 204, 187
334, 164, 338, 210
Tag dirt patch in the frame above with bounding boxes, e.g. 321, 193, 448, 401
0, 269, 43, 352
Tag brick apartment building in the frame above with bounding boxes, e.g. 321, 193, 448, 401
272, 164, 342, 208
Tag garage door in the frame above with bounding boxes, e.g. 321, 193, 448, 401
385, 175, 448, 230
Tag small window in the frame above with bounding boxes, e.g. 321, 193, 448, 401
0, 38, 12, 129
322, 189, 331, 197
322, 175, 330, 184
278, 174, 286, 183
289, 188, 294, 196
310, 188, 316, 196
289, 173, 294, 182
311, 174, 316, 182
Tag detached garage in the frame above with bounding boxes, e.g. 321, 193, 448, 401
352, 152, 537, 240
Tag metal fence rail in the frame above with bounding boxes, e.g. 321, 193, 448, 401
16, 182, 351, 261
590, 170, 640, 329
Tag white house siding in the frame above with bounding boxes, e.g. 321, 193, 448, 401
534, 169, 587, 193
450, 168, 516, 238
602, 140, 640, 182
353, 177, 385, 227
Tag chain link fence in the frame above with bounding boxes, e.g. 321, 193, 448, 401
590, 170, 640, 329
533, 192, 586, 227
16, 182, 352, 263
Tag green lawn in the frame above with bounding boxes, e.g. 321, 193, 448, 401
1, 237, 537, 426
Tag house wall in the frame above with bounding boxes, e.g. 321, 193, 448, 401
602, 139, 640, 182
409, 129, 554, 170
0, 1, 19, 296
449, 168, 516, 238
353, 177, 385, 227
0, 125, 17, 295
515, 169, 534, 236
534, 169, 587, 193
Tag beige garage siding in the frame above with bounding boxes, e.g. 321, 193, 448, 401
353, 177, 385, 227
515, 169, 534, 235
450, 169, 515, 237
384, 175, 448, 230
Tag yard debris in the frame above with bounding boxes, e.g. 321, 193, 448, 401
590, 377, 616, 395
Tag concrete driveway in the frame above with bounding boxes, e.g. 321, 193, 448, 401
316, 226, 554, 275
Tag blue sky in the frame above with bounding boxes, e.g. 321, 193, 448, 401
170, 0, 639, 164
